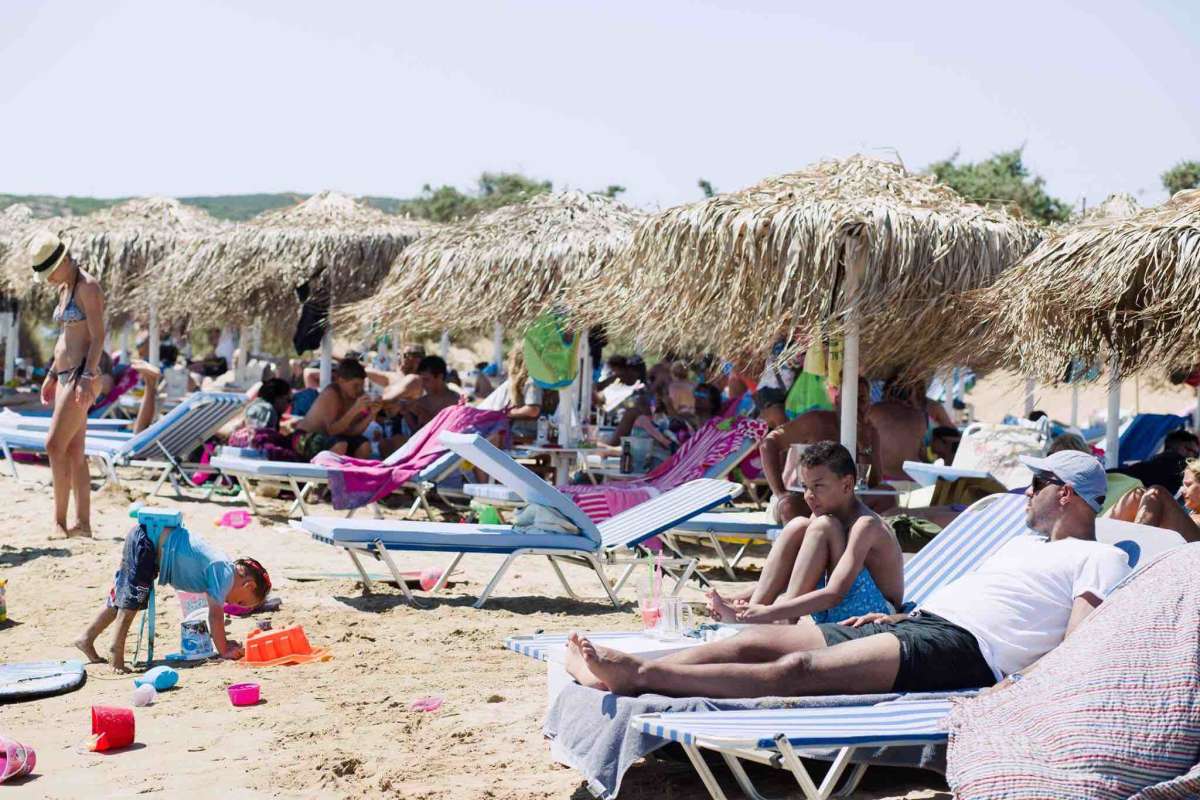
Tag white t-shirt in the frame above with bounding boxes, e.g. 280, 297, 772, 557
920, 535, 1130, 679
477, 380, 543, 411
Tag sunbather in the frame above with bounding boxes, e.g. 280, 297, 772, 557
760, 377, 885, 524
708, 441, 903, 624
478, 348, 543, 443
868, 377, 933, 483
293, 357, 377, 458
566, 450, 1130, 698
408, 356, 462, 430
1108, 457, 1200, 543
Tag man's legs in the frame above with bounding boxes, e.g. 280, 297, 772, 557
571, 630, 901, 697
566, 623, 829, 689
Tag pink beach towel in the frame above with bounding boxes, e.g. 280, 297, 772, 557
947, 545, 1200, 799
315, 403, 507, 510
560, 416, 766, 523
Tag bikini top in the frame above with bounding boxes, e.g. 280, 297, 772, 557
53, 279, 86, 325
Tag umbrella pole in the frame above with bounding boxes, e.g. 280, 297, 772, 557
1023, 377, 1036, 417
1070, 384, 1080, 428
391, 328, 402, 371
1106, 359, 1121, 469
439, 330, 450, 361
2, 307, 16, 384
319, 329, 333, 388
839, 238, 866, 454
235, 325, 251, 385
577, 329, 592, 434
252, 320, 262, 357
1195, 385, 1199, 432
941, 368, 956, 421
492, 322, 504, 371
148, 301, 160, 366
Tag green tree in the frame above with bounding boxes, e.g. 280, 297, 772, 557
600, 185, 626, 198
1162, 161, 1200, 195
926, 148, 1071, 224
698, 178, 716, 198
401, 171, 552, 222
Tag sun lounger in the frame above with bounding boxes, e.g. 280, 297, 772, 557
299, 432, 743, 608
902, 420, 1049, 490
0, 391, 247, 495
1117, 412, 1188, 464
631, 698, 954, 800
662, 510, 778, 580
208, 448, 462, 518
0, 411, 133, 432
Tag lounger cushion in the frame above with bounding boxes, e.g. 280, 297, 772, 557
670, 510, 776, 536
463, 483, 523, 503
209, 455, 331, 480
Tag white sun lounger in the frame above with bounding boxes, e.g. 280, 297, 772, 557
299, 432, 743, 608
663, 510, 778, 580
208, 447, 462, 518
631, 698, 954, 800
0, 391, 247, 495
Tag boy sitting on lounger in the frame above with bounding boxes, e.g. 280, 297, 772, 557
76, 520, 271, 673
567, 450, 1130, 698
708, 441, 904, 624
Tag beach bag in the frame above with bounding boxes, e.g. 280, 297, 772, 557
523, 313, 579, 390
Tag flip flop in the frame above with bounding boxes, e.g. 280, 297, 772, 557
0, 736, 36, 784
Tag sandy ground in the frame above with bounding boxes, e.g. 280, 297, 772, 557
1, 463, 947, 800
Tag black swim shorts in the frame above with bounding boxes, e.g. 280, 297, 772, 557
107, 524, 159, 611
818, 610, 996, 692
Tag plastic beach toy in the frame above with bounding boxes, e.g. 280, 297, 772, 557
216, 510, 251, 529
408, 695, 443, 712
132, 684, 156, 707
133, 665, 179, 692
227, 683, 260, 706
0, 736, 36, 784
419, 566, 444, 592
90, 706, 135, 752
240, 625, 330, 667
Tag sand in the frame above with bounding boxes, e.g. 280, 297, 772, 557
1, 370, 1188, 798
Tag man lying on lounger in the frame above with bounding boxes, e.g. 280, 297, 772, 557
566, 450, 1131, 697
708, 441, 904, 624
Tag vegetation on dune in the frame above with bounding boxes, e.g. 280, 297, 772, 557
926, 148, 1073, 224
1162, 161, 1200, 196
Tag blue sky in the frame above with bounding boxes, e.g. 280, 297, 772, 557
2, 0, 1196, 210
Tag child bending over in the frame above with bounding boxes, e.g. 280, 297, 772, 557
77, 520, 270, 672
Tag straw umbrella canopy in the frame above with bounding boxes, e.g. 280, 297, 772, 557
0, 204, 35, 300
573, 156, 1042, 377
334, 191, 645, 338
972, 189, 1200, 383
152, 191, 433, 331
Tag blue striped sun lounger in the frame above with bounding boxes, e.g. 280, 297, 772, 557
209, 447, 462, 518
631, 698, 954, 800
299, 432, 742, 608
0, 391, 247, 496
505, 492, 1032, 663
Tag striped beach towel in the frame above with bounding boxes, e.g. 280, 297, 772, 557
560, 416, 766, 523
947, 544, 1200, 799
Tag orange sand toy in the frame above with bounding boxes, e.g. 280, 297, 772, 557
239, 626, 331, 667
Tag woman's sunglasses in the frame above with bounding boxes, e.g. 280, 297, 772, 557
1031, 471, 1067, 494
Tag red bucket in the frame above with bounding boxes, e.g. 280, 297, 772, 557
91, 706, 135, 752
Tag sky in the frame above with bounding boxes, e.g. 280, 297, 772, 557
1, 0, 1197, 211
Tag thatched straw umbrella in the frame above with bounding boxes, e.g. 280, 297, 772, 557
153, 191, 433, 383
575, 155, 1041, 451
0, 204, 36, 381
969, 189, 1199, 464
335, 191, 644, 338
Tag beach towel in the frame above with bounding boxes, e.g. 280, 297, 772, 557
560, 416, 766, 523
91, 365, 140, 415
947, 544, 1200, 799
545, 681, 949, 799
314, 404, 506, 510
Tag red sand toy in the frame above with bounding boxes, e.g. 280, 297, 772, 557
90, 706, 135, 752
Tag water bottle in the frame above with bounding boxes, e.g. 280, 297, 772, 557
536, 415, 549, 445
620, 438, 634, 474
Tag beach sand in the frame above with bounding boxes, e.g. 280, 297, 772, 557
0, 464, 945, 799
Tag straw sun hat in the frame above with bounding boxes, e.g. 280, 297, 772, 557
27, 229, 69, 281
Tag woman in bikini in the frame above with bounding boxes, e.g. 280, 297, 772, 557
29, 231, 106, 537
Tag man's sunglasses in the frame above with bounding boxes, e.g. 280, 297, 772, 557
1031, 471, 1067, 493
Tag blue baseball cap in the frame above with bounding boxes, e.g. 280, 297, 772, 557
1019, 450, 1107, 512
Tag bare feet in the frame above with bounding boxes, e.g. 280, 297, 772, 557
52, 523, 71, 539
108, 644, 130, 674
564, 632, 608, 690
706, 590, 741, 623
67, 524, 93, 539
74, 637, 106, 664
573, 635, 645, 696
130, 359, 161, 383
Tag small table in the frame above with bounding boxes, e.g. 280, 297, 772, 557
513, 446, 590, 487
